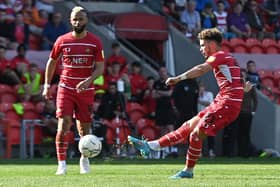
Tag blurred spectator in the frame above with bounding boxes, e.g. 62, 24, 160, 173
0, 8, 17, 49
35, 0, 57, 14
105, 61, 131, 99
174, 0, 186, 11
180, 0, 201, 38
0, 45, 21, 85
41, 100, 57, 138
223, 71, 258, 157
18, 63, 43, 103
237, 71, 258, 157
106, 42, 127, 75
97, 82, 126, 120
22, 0, 48, 36
246, 60, 261, 89
195, 0, 215, 12
143, 76, 157, 118
10, 44, 30, 78
245, 0, 275, 39
154, 66, 177, 157
163, 0, 180, 20
214, 0, 234, 39
197, 82, 216, 158
41, 12, 68, 50
172, 79, 198, 128
228, 2, 251, 38
154, 66, 176, 132
261, 0, 280, 38
14, 12, 30, 46
0, 0, 23, 12
129, 61, 147, 102
200, 2, 217, 29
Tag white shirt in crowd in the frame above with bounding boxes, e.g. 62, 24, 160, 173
198, 91, 214, 112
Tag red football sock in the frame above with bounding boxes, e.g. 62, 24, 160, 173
158, 122, 192, 147
55, 131, 70, 161
186, 132, 203, 168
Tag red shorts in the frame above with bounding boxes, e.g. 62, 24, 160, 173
56, 86, 94, 123
197, 99, 241, 136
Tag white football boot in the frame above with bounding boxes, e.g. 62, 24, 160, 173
80, 155, 90, 174
55, 161, 67, 175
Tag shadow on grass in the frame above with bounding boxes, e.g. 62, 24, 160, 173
0, 157, 279, 165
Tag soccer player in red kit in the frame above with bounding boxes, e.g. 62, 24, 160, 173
42, 6, 104, 175
128, 28, 245, 179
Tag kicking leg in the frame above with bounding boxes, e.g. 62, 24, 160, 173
128, 116, 200, 156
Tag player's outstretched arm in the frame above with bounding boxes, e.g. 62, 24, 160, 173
165, 63, 212, 86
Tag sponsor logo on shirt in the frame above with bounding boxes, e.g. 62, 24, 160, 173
72, 57, 88, 64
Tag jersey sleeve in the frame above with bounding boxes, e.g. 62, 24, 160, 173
49, 36, 62, 60
95, 38, 104, 63
205, 53, 223, 68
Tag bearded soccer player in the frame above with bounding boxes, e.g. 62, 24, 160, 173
42, 6, 104, 175
128, 28, 245, 179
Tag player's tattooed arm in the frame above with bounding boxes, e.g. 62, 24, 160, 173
166, 63, 212, 86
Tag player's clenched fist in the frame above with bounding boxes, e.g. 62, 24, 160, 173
165, 77, 180, 86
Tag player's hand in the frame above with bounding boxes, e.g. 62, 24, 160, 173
244, 81, 253, 92
76, 79, 91, 93
42, 87, 52, 100
165, 77, 180, 86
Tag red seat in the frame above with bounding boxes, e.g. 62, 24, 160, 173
273, 69, 280, 88
258, 69, 274, 80
22, 102, 35, 111
232, 45, 247, 53
266, 47, 279, 54
230, 38, 246, 47
246, 38, 262, 48
229, 38, 247, 53
262, 38, 278, 47
1, 119, 21, 158
262, 78, 275, 89
35, 101, 45, 114
0, 84, 14, 94
136, 118, 160, 140
0, 93, 17, 103
221, 40, 231, 52
104, 118, 130, 145
249, 46, 264, 54
262, 39, 279, 54
0, 103, 21, 121
126, 102, 146, 124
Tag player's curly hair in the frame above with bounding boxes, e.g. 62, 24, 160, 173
198, 28, 223, 45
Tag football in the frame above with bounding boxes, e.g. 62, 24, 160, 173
78, 134, 102, 158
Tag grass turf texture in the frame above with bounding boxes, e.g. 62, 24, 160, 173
0, 158, 279, 187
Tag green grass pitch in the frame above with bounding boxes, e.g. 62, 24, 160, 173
0, 158, 279, 187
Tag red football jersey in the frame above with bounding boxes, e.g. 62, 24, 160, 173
206, 51, 243, 103
50, 32, 104, 91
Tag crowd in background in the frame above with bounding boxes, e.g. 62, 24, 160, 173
0, 0, 275, 159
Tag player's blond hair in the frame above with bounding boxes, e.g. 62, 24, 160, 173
71, 6, 87, 16
198, 28, 223, 45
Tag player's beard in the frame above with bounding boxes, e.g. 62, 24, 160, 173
73, 24, 86, 34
